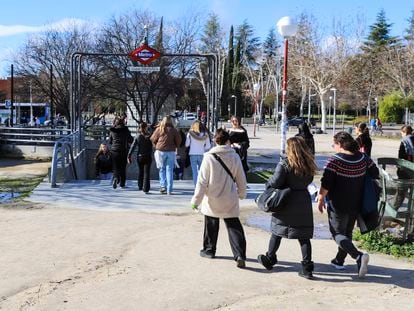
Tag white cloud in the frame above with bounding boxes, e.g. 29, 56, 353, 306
0, 18, 92, 37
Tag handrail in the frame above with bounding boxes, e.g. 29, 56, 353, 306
0, 126, 71, 145
50, 131, 81, 188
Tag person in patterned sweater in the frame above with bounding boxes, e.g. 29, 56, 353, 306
317, 131, 379, 278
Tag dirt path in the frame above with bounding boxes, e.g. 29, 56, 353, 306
0, 206, 413, 311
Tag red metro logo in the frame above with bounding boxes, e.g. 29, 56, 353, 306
129, 44, 161, 65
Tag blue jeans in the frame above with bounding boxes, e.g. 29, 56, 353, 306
158, 151, 176, 193
190, 154, 204, 186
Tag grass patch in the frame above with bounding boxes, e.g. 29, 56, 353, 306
353, 229, 414, 259
0, 176, 45, 199
247, 170, 273, 183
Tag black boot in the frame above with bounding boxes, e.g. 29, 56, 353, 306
257, 253, 278, 270
298, 261, 314, 279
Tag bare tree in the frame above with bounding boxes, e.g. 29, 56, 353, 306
12, 21, 97, 122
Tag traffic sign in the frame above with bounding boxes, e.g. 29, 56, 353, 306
5, 99, 11, 108
128, 66, 160, 73
129, 44, 161, 65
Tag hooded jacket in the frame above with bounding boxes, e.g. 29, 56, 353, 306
185, 131, 211, 155
191, 145, 247, 218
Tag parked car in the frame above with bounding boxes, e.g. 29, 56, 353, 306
287, 117, 316, 127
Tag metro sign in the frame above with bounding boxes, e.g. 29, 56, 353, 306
129, 44, 161, 65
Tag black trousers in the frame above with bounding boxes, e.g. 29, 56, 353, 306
137, 156, 152, 192
267, 234, 312, 263
203, 215, 246, 260
111, 150, 128, 187
328, 209, 362, 262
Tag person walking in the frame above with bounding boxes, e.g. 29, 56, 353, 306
191, 128, 247, 268
355, 122, 372, 157
317, 131, 379, 278
295, 122, 315, 154
257, 137, 317, 279
185, 120, 211, 185
109, 117, 133, 189
228, 116, 250, 174
174, 128, 187, 180
95, 143, 113, 182
150, 116, 181, 194
394, 125, 414, 208
128, 122, 153, 193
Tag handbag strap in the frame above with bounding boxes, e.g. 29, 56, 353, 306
212, 153, 235, 182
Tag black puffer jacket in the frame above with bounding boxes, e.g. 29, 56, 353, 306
266, 159, 314, 239
109, 126, 133, 152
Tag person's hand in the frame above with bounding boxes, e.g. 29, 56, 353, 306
317, 194, 326, 214
127, 156, 132, 164
191, 203, 198, 211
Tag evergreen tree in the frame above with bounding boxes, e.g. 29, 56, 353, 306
200, 13, 223, 52
232, 39, 243, 117
405, 10, 414, 43
362, 9, 398, 52
263, 27, 279, 59
221, 25, 234, 116
155, 17, 164, 52
236, 20, 261, 65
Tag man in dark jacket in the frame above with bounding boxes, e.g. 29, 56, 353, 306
109, 117, 133, 189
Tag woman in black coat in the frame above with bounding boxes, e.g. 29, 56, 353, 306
257, 137, 317, 279
128, 122, 153, 193
296, 122, 315, 154
228, 116, 250, 174
109, 117, 133, 189
355, 122, 372, 157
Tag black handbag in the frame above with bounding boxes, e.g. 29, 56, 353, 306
255, 187, 291, 213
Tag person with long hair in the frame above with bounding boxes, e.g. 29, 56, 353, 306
128, 122, 153, 193
228, 116, 250, 174
295, 122, 315, 154
355, 122, 372, 157
109, 117, 133, 189
191, 128, 247, 268
257, 137, 317, 279
317, 131, 379, 278
95, 143, 112, 181
150, 116, 182, 194
186, 120, 211, 185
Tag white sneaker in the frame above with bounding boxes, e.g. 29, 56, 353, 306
357, 253, 369, 278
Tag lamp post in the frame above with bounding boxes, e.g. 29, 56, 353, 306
253, 83, 260, 137
231, 95, 237, 117
330, 88, 337, 135
277, 16, 297, 155
328, 95, 332, 128
374, 97, 378, 117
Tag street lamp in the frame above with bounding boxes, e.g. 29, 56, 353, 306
231, 95, 237, 117
253, 83, 260, 137
328, 95, 332, 128
330, 88, 337, 135
277, 16, 297, 155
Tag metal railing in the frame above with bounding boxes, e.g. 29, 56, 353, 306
0, 126, 71, 145
50, 131, 82, 188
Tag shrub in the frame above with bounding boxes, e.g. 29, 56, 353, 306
378, 91, 404, 123
353, 229, 414, 259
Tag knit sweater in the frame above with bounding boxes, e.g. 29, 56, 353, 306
320, 152, 379, 214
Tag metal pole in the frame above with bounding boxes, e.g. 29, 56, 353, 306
50, 64, 54, 126
307, 84, 311, 124
332, 89, 337, 135
10, 64, 14, 127
29, 81, 33, 124
280, 38, 289, 155
234, 96, 237, 118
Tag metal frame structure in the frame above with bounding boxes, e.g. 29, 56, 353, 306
70, 52, 219, 140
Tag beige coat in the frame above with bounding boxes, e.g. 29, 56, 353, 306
191, 145, 247, 218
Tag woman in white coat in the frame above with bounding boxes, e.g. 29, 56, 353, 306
191, 128, 247, 268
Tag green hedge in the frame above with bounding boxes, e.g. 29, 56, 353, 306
353, 229, 414, 259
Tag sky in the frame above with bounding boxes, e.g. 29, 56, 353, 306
1, 0, 413, 77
